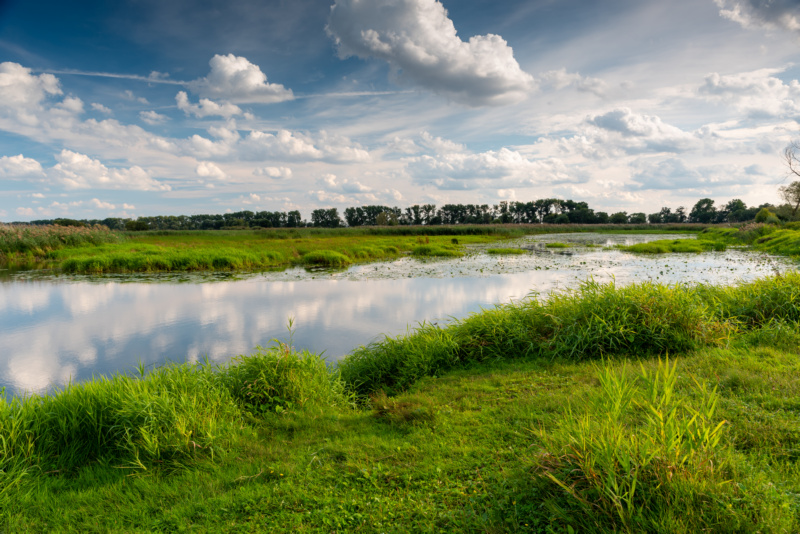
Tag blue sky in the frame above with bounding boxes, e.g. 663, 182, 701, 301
1, 0, 799, 221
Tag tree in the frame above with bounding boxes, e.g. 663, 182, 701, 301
689, 198, 716, 224
609, 211, 628, 224
628, 212, 646, 224
779, 181, 800, 218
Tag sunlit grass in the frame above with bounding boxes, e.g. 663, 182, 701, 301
487, 247, 526, 254
3, 273, 800, 531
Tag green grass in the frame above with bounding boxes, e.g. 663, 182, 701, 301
544, 242, 569, 248
3, 224, 711, 274
487, 247, 526, 255
0, 224, 120, 264
619, 238, 726, 254
3, 273, 800, 531
411, 244, 463, 257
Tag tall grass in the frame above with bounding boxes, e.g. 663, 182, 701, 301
0, 343, 350, 491
340, 273, 800, 396
530, 359, 791, 532
0, 224, 120, 259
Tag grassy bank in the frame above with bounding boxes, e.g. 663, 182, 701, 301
1, 223, 707, 274
3, 273, 800, 531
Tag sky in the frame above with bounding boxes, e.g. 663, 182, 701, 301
1, 0, 799, 222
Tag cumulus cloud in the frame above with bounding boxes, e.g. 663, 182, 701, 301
91, 103, 113, 115
187, 54, 294, 104
318, 173, 372, 193
586, 108, 697, 153
408, 147, 581, 189
176, 91, 243, 118
715, 0, 800, 33
0, 62, 62, 125
699, 69, 800, 118
254, 166, 292, 179
627, 157, 757, 191
140, 110, 169, 125
50, 150, 171, 191
241, 129, 370, 163
0, 154, 45, 178
89, 198, 116, 210
196, 161, 227, 181
327, 0, 533, 106
539, 69, 607, 96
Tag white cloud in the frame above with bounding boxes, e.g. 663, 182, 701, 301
0, 62, 62, 126
627, 157, 757, 191
254, 166, 292, 179
140, 110, 169, 125
122, 90, 148, 104
49, 150, 171, 191
89, 198, 116, 210
196, 161, 227, 181
408, 147, 581, 188
586, 108, 697, 153
318, 173, 372, 193
187, 54, 294, 104
16, 207, 36, 217
91, 103, 113, 115
327, 0, 533, 106
176, 91, 243, 118
715, 0, 800, 34
241, 129, 370, 163
419, 131, 465, 154
539, 69, 607, 96
0, 154, 45, 178
699, 68, 800, 118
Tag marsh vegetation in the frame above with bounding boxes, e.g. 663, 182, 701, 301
2, 221, 800, 531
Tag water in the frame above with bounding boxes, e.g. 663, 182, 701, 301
1, 233, 794, 398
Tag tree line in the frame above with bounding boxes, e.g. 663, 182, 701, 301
17, 196, 781, 231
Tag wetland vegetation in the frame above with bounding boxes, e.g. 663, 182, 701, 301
2, 273, 800, 531
1, 222, 710, 274
3, 215, 800, 531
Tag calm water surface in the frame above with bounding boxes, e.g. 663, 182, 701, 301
1, 233, 794, 398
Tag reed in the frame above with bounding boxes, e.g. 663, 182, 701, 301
0, 223, 120, 261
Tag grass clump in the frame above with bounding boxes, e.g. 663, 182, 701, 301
620, 238, 725, 254
545, 242, 569, 248
530, 358, 791, 532
0, 342, 349, 484
224, 342, 352, 416
302, 249, 351, 267
411, 244, 462, 257
487, 247, 526, 255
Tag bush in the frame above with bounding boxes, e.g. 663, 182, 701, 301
754, 208, 776, 224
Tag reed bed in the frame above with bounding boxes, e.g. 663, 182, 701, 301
0, 224, 120, 259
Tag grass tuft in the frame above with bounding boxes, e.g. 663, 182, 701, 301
301, 250, 351, 267
487, 247, 526, 255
